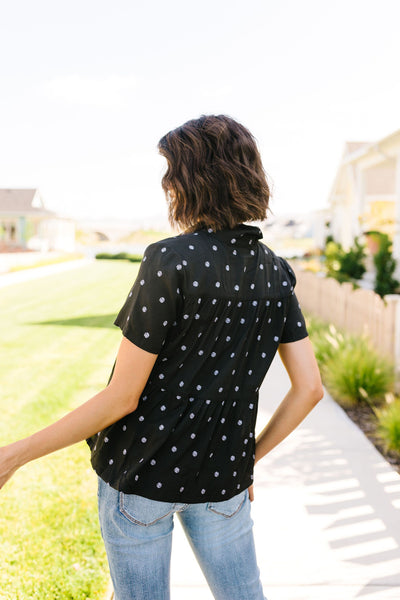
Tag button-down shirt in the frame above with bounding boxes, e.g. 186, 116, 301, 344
87, 224, 308, 502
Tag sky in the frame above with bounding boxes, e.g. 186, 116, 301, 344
1, 0, 400, 224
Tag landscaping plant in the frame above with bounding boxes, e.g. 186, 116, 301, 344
373, 233, 399, 298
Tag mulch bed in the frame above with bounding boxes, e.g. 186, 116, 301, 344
341, 403, 400, 475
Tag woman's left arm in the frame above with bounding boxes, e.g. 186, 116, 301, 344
0, 336, 157, 490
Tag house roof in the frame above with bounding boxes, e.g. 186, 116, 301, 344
0, 189, 54, 216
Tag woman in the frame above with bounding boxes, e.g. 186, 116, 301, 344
0, 114, 323, 600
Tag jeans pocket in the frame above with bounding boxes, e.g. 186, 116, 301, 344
119, 492, 176, 526
207, 489, 247, 518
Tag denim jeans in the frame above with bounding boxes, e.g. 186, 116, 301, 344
98, 477, 267, 600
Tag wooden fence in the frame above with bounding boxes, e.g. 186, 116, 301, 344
293, 268, 400, 378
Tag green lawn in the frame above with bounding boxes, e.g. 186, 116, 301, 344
0, 260, 139, 600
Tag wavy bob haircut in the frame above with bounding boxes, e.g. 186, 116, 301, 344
158, 114, 270, 231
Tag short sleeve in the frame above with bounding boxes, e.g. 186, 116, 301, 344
278, 257, 308, 343
280, 292, 308, 343
114, 243, 183, 354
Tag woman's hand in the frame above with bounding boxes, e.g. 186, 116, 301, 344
248, 484, 254, 502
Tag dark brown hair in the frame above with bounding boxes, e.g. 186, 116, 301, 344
158, 114, 270, 231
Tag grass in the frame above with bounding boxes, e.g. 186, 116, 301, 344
0, 260, 140, 599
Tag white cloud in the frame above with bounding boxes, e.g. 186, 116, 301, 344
39, 74, 137, 108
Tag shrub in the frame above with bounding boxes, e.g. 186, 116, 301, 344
322, 341, 394, 407
306, 316, 394, 408
95, 252, 143, 262
324, 238, 366, 283
376, 400, 400, 453
373, 233, 399, 297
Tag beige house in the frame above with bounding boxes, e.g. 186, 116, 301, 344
0, 188, 75, 252
328, 129, 400, 271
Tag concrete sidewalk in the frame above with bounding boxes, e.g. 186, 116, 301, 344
169, 357, 400, 600
0, 258, 93, 287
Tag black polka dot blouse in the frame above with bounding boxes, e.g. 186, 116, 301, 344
87, 224, 308, 502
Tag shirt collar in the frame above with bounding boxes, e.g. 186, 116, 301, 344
203, 224, 263, 247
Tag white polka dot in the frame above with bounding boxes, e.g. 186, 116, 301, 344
159, 373, 164, 379
225, 317, 231, 323
163, 320, 168, 326
161, 247, 166, 253
233, 471, 237, 477
252, 300, 258, 306
189, 244, 195, 250
237, 420, 243, 426
198, 350, 204, 356
226, 336, 231, 342
214, 471, 219, 477
250, 283, 255, 289
196, 385, 202, 391
205, 261, 210, 267
231, 352, 235, 358
190, 433, 196, 439
157, 271, 163, 277
156, 482, 162, 488
193, 281, 199, 287
277, 301, 282, 307
212, 245, 218, 251
122, 425, 127, 431
282, 281, 288, 286
261, 352, 266, 358
183, 314, 189, 319
171, 446, 177, 452
260, 264, 264, 270
159, 424, 164, 430
230, 455, 235, 461
218, 387, 224, 393
274, 265, 278, 271
140, 279, 145, 285
231, 238, 236, 244
141, 437, 147, 443
139, 415, 145, 421
297, 321, 302, 327
182, 260, 188, 266
192, 450, 198, 457
159, 297, 165, 303
151, 459, 156, 465
160, 405, 166, 411
174, 467, 180, 473
201, 488, 206, 494
225, 265, 230, 271
180, 486, 185, 492
189, 412, 195, 419
135, 474, 139, 481
211, 351, 216, 357
214, 369, 219, 376
181, 345, 187, 351
142, 306, 147, 312
215, 281, 221, 288
109, 458, 113, 465
176, 264, 182, 270
179, 380, 184, 387
212, 298, 217, 304
222, 435, 227, 441
144, 332, 150, 338
235, 386, 239, 392
274, 336, 279, 342
123, 449, 127, 455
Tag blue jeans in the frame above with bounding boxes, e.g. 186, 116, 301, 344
98, 477, 267, 600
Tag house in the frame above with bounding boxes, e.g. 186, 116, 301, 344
0, 189, 75, 252
328, 129, 400, 270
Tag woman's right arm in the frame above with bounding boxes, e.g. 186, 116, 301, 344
0, 336, 158, 490
254, 336, 323, 464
